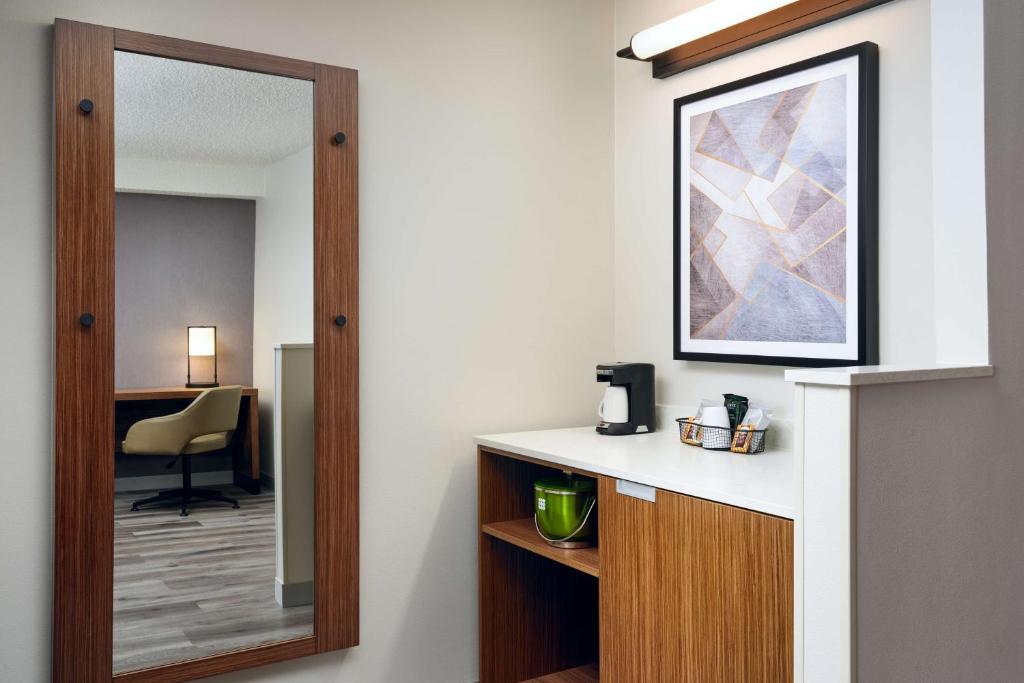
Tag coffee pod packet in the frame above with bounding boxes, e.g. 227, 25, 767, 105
730, 407, 772, 453
744, 407, 772, 428
723, 393, 749, 430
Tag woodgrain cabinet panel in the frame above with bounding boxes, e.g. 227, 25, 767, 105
597, 477, 658, 682
599, 477, 793, 682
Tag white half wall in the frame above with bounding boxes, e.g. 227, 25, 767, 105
116, 157, 266, 198
273, 345, 314, 606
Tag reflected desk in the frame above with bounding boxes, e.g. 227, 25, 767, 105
115, 386, 261, 494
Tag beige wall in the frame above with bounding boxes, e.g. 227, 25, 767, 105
613, 0, 935, 419
0, 1, 613, 681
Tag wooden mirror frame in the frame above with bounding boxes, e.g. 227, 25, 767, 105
53, 19, 359, 682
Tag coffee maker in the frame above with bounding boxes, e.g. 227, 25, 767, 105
596, 362, 655, 435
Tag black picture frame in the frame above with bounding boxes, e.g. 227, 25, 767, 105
673, 42, 878, 368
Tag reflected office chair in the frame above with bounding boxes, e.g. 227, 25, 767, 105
123, 385, 243, 517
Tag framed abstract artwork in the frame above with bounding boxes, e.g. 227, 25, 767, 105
674, 43, 878, 367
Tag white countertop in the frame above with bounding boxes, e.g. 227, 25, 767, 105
475, 426, 794, 519
785, 363, 993, 386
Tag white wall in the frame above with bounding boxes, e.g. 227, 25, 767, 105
253, 145, 314, 481
0, 2, 614, 681
614, 0, 936, 419
931, 0, 989, 364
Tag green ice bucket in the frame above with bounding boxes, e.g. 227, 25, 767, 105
533, 474, 596, 548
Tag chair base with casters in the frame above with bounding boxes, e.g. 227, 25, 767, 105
131, 454, 239, 517
122, 386, 245, 517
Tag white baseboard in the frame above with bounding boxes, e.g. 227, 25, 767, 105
275, 578, 314, 608
114, 470, 234, 493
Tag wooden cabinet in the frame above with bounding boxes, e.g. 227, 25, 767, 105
478, 445, 793, 683
599, 477, 793, 682
479, 448, 599, 683
597, 478, 658, 682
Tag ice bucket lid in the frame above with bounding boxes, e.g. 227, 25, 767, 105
534, 475, 594, 495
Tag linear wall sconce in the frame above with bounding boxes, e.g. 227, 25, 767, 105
617, 0, 895, 79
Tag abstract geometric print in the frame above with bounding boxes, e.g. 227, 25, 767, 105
688, 75, 847, 344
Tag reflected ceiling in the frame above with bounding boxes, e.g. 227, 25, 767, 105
115, 51, 313, 166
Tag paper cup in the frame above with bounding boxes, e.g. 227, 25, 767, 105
700, 406, 730, 429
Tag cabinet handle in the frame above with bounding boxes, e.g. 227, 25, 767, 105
79, 313, 95, 328
334, 315, 348, 327
616, 479, 656, 502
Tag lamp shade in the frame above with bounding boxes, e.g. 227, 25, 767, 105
630, 0, 799, 59
188, 326, 216, 356
187, 326, 218, 388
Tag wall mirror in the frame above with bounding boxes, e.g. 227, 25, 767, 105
54, 19, 358, 682
113, 52, 316, 673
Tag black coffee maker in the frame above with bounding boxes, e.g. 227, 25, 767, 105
596, 362, 655, 435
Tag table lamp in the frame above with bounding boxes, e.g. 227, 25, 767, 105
186, 325, 218, 388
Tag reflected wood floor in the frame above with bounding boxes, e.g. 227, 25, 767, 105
113, 486, 313, 674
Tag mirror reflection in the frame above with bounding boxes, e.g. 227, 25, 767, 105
112, 52, 314, 673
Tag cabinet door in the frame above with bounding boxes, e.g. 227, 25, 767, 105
598, 477, 659, 682
599, 477, 793, 682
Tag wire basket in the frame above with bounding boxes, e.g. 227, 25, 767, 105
675, 418, 767, 454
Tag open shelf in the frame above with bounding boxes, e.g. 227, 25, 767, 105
482, 517, 599, 578
479, 447, 599, 681
522, 663, 599, 682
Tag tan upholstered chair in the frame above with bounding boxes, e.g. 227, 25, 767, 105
123, 385, 243, 516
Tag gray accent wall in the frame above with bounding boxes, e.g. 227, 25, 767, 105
115, 192, 256, 389
854, 3, 1024, 681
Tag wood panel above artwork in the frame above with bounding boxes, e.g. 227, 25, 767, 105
618, 0, 896, 79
